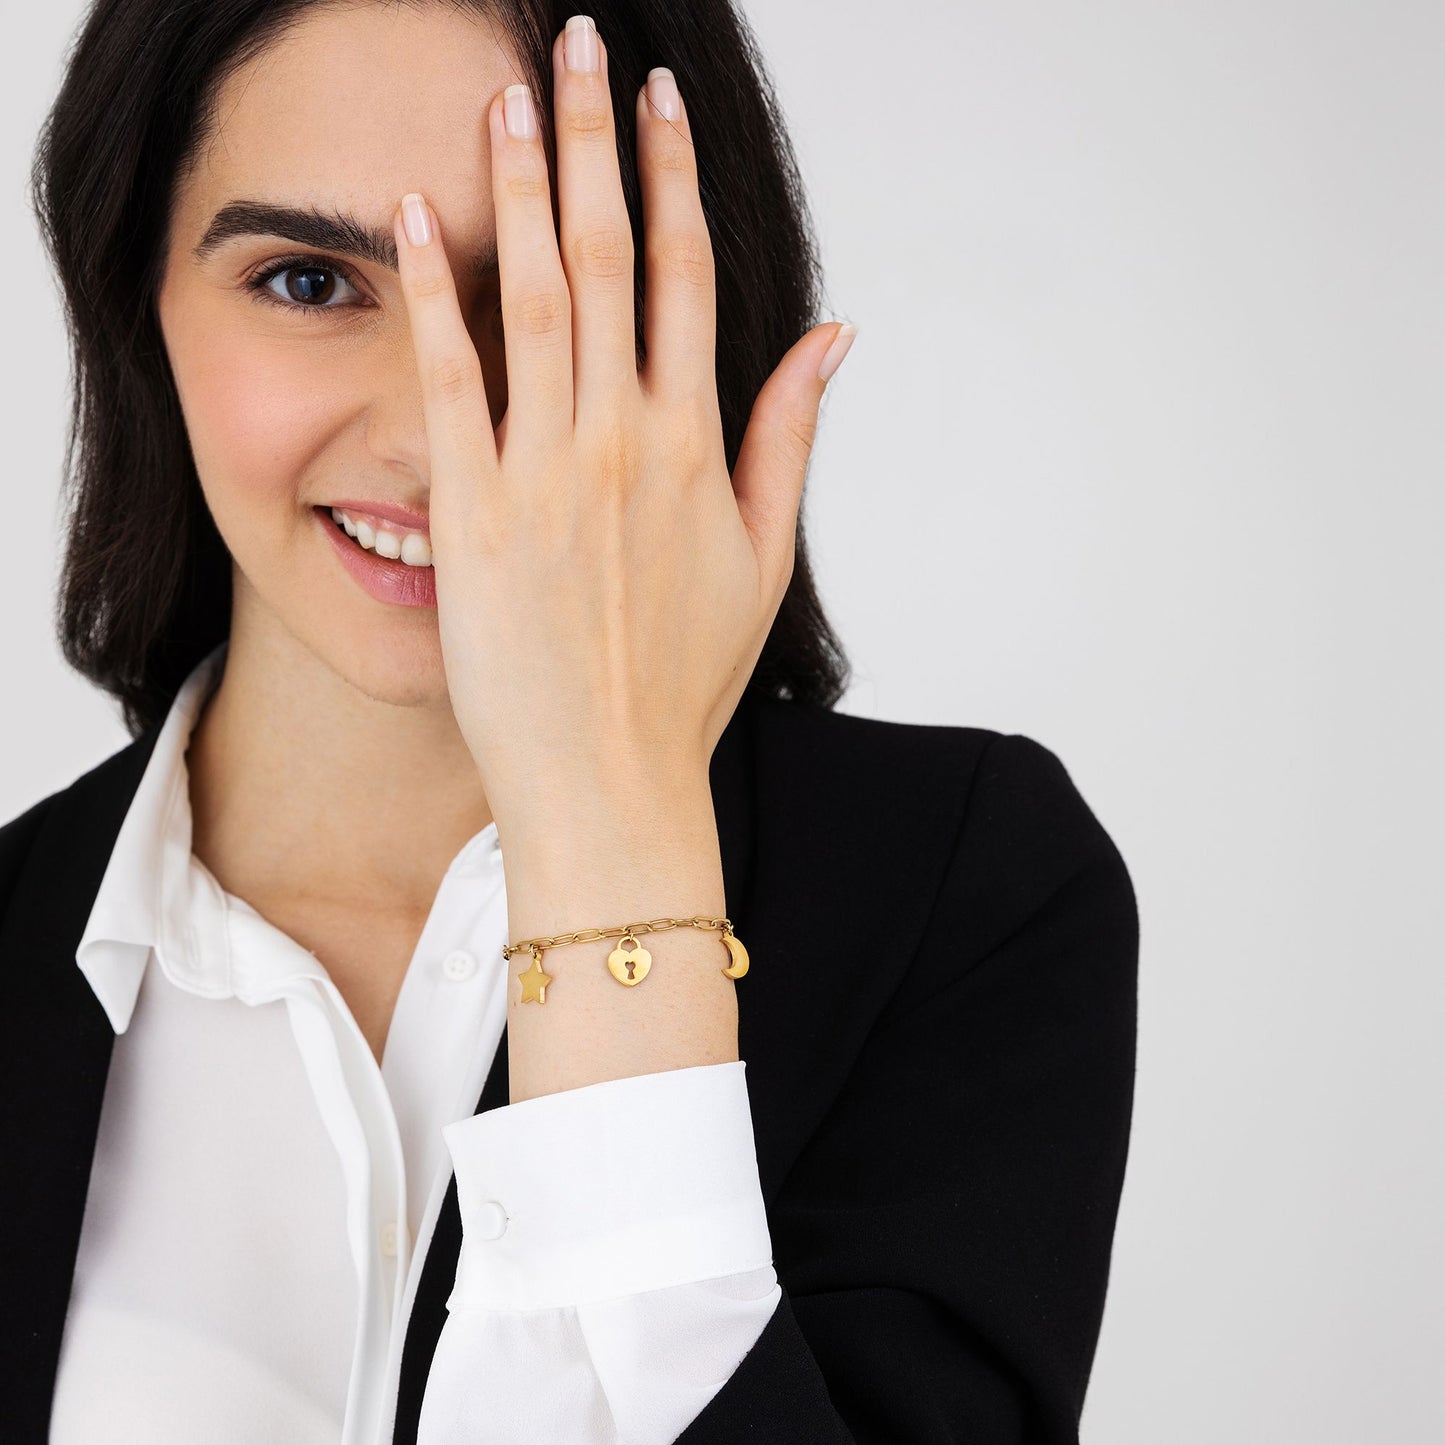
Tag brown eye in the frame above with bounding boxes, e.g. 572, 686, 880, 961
247, 257, 367, 315
278, 266, 339, 305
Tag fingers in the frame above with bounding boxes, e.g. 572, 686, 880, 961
731, 322, 859, 593
552, 16, 639, 413
488, 83, 574, 441
393, 193, 500, 517
634, 68, 717, 409
396, 15, 723, 518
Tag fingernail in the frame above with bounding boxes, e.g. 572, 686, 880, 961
564, 15, 599, 73
503, 83, 537, 140
818, 323, 858, 383
401, 192, 431, 247
646, 67, 681, 121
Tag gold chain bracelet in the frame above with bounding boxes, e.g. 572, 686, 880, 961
501, 914, 750, 1005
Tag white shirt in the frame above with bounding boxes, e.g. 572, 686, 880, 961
50, 640, 780, 1444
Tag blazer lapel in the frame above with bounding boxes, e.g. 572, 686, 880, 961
0, 724, 161, 1441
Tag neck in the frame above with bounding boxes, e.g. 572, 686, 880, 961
185, 606, 493, 916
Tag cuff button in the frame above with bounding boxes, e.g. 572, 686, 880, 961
471, 1199, 509, 1240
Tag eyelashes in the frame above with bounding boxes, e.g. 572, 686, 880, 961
241, 252, 504, 337
244, 254, 370, 316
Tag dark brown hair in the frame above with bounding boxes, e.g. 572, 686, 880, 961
29, 0, 851, 738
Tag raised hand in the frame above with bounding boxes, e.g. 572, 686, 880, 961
392, 14, 856, 849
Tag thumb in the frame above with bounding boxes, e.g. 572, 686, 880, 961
731, 321, 858, 587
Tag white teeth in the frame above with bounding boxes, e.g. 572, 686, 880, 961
330, 507, 432, 568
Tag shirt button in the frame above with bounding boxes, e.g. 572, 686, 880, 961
441, 949, 478, 982
380, 1219, 399, 1258
471, 1200, 509, 1240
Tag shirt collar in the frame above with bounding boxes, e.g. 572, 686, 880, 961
75, 640, 230, 1034
74, 639, 505, 1035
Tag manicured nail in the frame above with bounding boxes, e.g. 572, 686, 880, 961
503, 83, 537, 140
818, 323, 858, 383
564, 15, 599, 73
646, 67, 681, 121
401, 192, 431, 247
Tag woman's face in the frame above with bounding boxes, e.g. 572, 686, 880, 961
158, 2, 521, 708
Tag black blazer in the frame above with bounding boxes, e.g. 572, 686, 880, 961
0, 684, 1138, 1443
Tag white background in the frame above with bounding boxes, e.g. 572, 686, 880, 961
4, 3, 1442, 1440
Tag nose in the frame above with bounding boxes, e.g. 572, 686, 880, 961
362, 329, 431, 480
363, 314, 509, 477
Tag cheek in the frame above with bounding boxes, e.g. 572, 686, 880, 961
169, 314, 351, 537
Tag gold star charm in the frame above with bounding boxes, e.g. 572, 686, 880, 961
516, 951, 554, 1004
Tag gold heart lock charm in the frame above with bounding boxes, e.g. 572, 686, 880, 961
606, 933, 652, 986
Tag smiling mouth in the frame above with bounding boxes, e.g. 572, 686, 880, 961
321, 506, 433, 568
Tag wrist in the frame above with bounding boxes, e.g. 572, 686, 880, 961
494, 771, 737, 1103
496, 775, 725, 936
493, 767, 719, 872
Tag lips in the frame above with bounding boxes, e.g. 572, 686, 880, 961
316, 505, 437, 609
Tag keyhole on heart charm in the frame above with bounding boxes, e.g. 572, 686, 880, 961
607, 934, 652, 986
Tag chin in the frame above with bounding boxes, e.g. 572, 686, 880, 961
299, 506, 453, 708
323, 624, 452, 710
228, 511, 456, 711
264, 580, 453, 711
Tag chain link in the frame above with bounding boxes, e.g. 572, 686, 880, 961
502, 914, 733, 962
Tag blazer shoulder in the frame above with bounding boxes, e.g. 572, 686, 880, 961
748, 695, 1137, 1006
0, 727, 163, 929
963, 729, 1135, 886
745, 690, 1003, 821
0, 793, 58, 921
747, 692, 1130, 874
926, 727, 1139, 1007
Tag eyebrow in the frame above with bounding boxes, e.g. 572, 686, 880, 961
192, 200, 500, 285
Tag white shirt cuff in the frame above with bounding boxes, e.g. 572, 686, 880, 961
441, 1059, 774, 1312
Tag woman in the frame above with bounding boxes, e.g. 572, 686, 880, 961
2, 1, 1139, 1441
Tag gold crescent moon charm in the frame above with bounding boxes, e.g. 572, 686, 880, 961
720, 929, 749, 979
606, 933, 652, 986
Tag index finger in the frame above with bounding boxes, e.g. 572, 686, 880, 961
394, 192, 500, 515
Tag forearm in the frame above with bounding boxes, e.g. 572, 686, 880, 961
496, 766, 738, 1105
